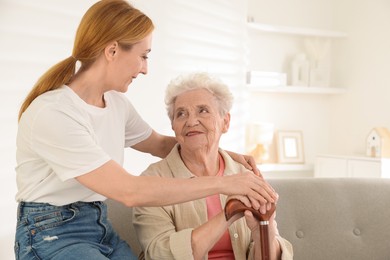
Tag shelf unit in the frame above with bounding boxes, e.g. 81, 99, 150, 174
246, 21, 348, 178
247, 21, 348, 94
247, 85, 347, 94
247, 22, 347, 38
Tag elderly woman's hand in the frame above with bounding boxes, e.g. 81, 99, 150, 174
224, 195, 251, 224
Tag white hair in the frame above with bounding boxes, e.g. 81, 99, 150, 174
165, 72, 234, 122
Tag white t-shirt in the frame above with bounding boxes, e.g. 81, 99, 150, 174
15, 86, 152, 205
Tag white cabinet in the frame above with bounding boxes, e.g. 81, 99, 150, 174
315, 155, 390, 178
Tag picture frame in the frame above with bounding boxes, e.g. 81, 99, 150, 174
276, 130, 304, 163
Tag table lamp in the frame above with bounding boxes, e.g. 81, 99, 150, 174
246, 122, 275, 163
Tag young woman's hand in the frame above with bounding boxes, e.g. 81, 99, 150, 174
222, 172, 278, 211
225, 150, 261, 176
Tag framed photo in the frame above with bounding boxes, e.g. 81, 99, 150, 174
276, 131, 304, 163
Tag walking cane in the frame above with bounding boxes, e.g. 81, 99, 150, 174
225, 199, 276, 260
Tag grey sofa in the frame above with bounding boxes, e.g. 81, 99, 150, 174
106, 178, 390, 260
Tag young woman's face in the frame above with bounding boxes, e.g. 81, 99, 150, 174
109, 33, 152, 92
172, 89, 230, 152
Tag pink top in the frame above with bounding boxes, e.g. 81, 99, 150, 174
206, 154, 235, 259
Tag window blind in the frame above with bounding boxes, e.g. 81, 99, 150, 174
154, 0, 249, 152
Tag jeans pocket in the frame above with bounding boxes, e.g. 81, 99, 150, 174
27, 208, 77, 259
32, 207, 76, 231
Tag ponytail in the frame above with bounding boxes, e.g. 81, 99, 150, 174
18, 56, 76, 121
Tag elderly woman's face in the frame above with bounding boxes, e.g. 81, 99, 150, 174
172, 88, 230, 151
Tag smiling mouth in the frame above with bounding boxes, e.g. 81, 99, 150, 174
186, 131, 202, 136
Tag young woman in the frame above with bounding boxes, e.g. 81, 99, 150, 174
14, 1, 277, 259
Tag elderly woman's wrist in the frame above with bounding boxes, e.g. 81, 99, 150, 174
272, 237, 282, 259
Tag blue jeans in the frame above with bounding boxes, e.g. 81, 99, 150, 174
14, 201, 138, 260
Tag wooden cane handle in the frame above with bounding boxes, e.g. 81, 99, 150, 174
225, 199, 275, 221
224, 199, 276, 260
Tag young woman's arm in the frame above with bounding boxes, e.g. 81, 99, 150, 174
131, 130, 177, 158
132, 131, 261, 175
75, 160, 276, 207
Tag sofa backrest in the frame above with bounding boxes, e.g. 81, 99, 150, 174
269, 178, 390, 260
106, 198, 142, 256
107, 178, 390, 260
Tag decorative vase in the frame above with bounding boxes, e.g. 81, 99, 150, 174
291, 53, 310, 87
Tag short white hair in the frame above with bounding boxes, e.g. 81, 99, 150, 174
165, 72, 234, 122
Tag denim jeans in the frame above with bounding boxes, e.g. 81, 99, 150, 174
14, 201, 138, 260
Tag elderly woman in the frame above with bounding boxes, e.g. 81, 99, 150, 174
133, 73, 293, 260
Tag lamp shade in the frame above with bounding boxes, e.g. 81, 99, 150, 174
245, 122, 275, 163
247, 122, 275, 145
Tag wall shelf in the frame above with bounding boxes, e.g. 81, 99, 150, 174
258, 163, 314, 178
247, 85, 347, 95
247, 22, 347, 38
246, 22, 347, 95
259, 163, 313, 172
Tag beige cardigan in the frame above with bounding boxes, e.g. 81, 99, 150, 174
133, 144, 293, 260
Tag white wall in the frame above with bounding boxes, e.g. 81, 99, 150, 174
329, 0, 390, 155
248, 0, 335, 28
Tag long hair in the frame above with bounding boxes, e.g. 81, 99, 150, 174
18, 0, 154, 120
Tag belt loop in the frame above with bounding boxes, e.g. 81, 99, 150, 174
17, 202, 23, 221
